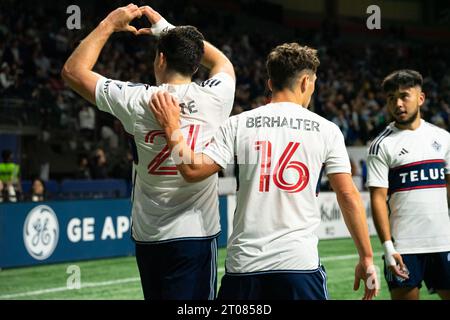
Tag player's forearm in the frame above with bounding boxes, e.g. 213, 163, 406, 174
62, 20, 113, 80
201, 41, 235, 78
370, 194, 392, 244
165, 126, 209, 182
337, 188, 374, 260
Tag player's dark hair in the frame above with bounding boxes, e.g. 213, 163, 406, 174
382, 69, 423, 93
157, 26, 205, 77
266, 43, 320, 91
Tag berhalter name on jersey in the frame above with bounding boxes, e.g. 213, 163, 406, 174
245, 115, 321, 131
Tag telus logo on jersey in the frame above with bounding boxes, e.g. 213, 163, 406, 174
23, 205, 59, 260
388, 159, 446, 194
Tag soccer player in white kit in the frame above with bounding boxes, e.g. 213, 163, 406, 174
367, 70, 450, 300
150, 43, 379, 300
61, 4, 235, 299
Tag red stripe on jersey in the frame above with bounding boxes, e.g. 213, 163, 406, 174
391, 184, 446, 194
392, 159, 445, 170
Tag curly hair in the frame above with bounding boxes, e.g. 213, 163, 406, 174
157, 26, 205, 77
266, 43, 320, 91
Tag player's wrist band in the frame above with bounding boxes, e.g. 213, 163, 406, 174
383, 240, 397, 266
151, 18, 175, 37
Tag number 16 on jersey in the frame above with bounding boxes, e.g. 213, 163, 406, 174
255, 141, 309, 193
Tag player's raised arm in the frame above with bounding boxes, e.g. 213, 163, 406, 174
149, 91, 222, 182
139, 5, 235, 80
328, 173, 379, 300
61, 4, 142, 105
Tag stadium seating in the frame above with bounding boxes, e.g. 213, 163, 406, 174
21, 180, 60, 198
21, 179, 129, 200
59, 179, 128, 200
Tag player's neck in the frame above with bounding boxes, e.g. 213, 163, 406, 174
394, 115, 422, 131
158, 73, 191, 85
271, 90, 308, 107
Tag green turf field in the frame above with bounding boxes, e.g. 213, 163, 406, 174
0, 236, 440, 300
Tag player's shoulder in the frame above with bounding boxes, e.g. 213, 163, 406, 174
96, 77, 156, 111
368, 123, 396, 156
117, 80, 158, 102
196, 72, 235, 94
302, 108, 343, 135
311, 111, 339, 128
125, 81, 156, 91
423, 120, 450, 138
235, 102, 272, 119
226, 105, 268, 129
127, 82, 159, 109
231, 107, 257, 122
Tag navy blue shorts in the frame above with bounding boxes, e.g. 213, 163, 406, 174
217, 266, 329, 300
135, 236, 218, 300
384, 251, 450, 293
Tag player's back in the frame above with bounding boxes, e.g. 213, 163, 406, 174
225, 102, 350, 273
95, 73, 235, 242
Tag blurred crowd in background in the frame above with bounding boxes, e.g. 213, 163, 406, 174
0, 0, 449, 201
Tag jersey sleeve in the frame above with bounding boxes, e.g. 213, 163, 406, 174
200, 72, 235, 115
325, 124, 352, 175
202, 116, 237, 169
366, 145, 390, 188
95, 76, 148, 134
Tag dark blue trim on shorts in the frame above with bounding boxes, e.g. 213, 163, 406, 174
225, 267, 322, 276
218, 265, 328, 300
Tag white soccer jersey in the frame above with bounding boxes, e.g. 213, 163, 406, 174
203, 102, 351, 273
367, 120, 450, 254
95, 73, 235, 242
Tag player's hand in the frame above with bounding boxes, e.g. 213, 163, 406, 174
103, 4, 142, 34
387, 253, 410, 280
149, 91, 181, 132
137, 6, 175, 36
140, 6, 162, 26
353, 259, 380, 300
383, 240, 409, 280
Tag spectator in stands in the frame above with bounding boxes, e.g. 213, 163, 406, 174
111, 150, 133, 180
75, 154, 92, 179
79, 105, 96, 150
0, 149, 21, 202
0, 62, 14, 92
100, 125, 119, 150
29, 178, 46, 202
90, 148, 109, 179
